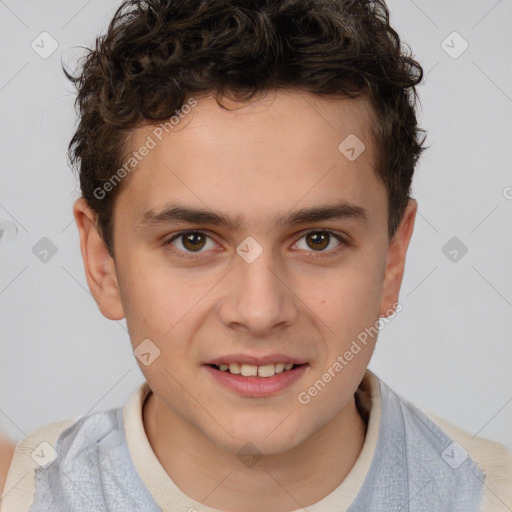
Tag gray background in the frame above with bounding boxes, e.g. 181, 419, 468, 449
0, 0, 511, 452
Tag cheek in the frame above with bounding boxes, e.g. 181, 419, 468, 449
118, 259, 215, 369
305, 255, 384, 333
116, 255, 177, 345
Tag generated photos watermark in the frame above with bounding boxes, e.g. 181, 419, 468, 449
297, 302, 402, 405
93, 97, 198, 200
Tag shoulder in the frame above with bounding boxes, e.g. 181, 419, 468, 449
426, 411, 512, 512
369, 374, 512, 511
1, 418, 75, 511
0, 409, 124, 512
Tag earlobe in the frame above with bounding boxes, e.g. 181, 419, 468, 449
73, 198, 125, 321
379, 199, 417, 316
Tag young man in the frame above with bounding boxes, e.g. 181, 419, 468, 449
2, 0, 511, 510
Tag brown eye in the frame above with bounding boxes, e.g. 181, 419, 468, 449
305, 232, 330, 251
181, 232, 207, 251
294, 230, 344, 254
168, 231, 216, 255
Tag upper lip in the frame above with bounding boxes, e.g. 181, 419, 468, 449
205, 354, 309, 366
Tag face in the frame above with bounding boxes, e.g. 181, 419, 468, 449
74, 90, 416, 456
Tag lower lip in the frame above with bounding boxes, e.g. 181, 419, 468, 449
203, 364, 309, 397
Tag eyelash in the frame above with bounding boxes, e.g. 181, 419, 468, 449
164, 229, 347, 260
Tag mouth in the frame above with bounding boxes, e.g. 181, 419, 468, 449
206, 362, 306, 378
203, 361, 310, 397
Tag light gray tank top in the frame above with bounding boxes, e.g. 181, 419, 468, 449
29, 379, 484, 511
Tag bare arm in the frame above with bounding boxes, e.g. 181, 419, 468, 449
0, 436, 15, 496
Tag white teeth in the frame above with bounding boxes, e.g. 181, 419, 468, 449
229, 363, 241, 374
275, 363, 285, 374
240, 364, 258, 377
258, 364, 276, 377
215, 362, 299, 377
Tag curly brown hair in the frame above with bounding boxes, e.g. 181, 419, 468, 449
64, 0, 425, 258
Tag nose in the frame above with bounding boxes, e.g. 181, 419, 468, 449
218, 246, 299, 336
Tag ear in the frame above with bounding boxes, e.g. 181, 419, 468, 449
379, 198, 417, 316
73, 198, 125, 320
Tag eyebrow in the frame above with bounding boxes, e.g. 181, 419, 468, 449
138, 200, 368, 231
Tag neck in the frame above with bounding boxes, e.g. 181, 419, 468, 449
143, 390, 367, 512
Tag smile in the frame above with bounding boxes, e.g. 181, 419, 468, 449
208, 362, 300, 378
203, 363, 309, 397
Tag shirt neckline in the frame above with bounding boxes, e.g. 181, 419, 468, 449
123, 370, 382, 511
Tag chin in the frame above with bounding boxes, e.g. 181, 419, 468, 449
202, 415, 309, 457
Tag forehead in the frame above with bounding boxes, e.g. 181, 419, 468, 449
115, 90, 385, 231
